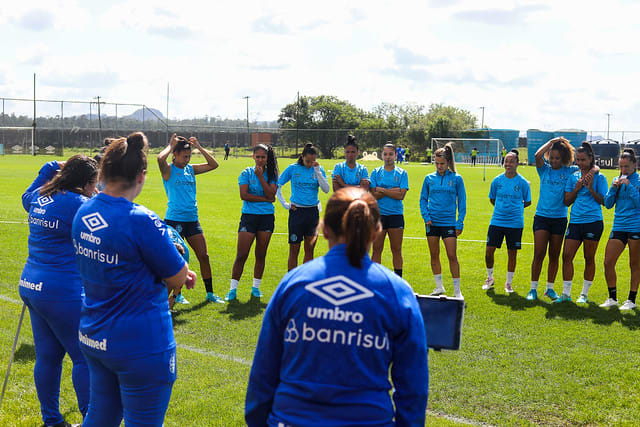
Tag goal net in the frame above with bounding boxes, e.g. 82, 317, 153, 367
431, 138, 503, 165
0, 126, 63, 156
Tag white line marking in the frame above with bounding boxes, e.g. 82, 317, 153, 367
176, 344, 252, 366
0, 294, 22, 305
0, 220, 26, 224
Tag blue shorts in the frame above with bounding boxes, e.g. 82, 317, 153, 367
565, 221, 604, 242
288, 206, 319, 244
380, 214, 404, 230
238, 214, 275, 233
609, 230, 640, 245
426, 224, 457, 239
82, 348, 177, 426
533, 215, 568, 236
487, 225, 523, 250
164, 219, 203, 238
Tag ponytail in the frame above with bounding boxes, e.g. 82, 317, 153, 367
254, 143, 279, 182
576, 142, 595, 168
324, 188, 380, 268
100, 131, 148, 187
434, 143, 456, 173
345, 134, 358, 150
621, 148, 637, 164
39, 155, 98, 197
508, 148, 520, 163
298, 143, 317, 166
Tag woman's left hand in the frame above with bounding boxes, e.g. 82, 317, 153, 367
189, 137, 201, 149
185, 270, 197, 289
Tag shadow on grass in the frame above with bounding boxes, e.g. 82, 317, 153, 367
220, 296, 268, 321
486, 289, 640, 330
171, 300, 210, 326
14, 343, 35, 363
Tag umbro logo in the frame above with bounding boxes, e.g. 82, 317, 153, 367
36, 196, 54, 207
305, 275, 374, 306
81, 212, 108, 233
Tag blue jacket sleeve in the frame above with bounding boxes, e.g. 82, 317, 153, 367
456, 175, 467, 230
604, 182, 617, 209
419, 176, 430, 223
630, 182, 640, 209
22, 161, 60, 212
245, 290, 284, 427
391, 288, 429, 427
489, 178, 497, 201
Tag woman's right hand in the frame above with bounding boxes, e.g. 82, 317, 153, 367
169, 133, 178, 148
185, 270, 197, 289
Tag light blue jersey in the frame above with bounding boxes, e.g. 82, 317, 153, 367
239, 167, 276, 215
420, 170, 466, 230
565, 171, 608, 224
489, 173, 531, 228
604, 172, 640, 231
278, 163, 327, 207
370, 166, 409, 216
163, 163, 198, 222
332, 162, 369, 186
535, 161, 578, 218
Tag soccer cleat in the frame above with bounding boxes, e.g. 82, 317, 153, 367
206, 292, 225, 304
175, 294, 189, 305
599, 298, 619, 308
482, 277, 495, 290
430, 286, 446, 296
576, 294, 589, 304
526, 289, 537, 301
251, 286, 263, 298
504, 283, 514, 293
544, 289, 558, 300
453, 292, 464, 299
620, 300, 637, 311
224, 289, 237, 302
553, 294, 572, 303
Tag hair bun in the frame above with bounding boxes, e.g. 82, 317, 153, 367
126, 132, 146, 151
304, 143, 313, 149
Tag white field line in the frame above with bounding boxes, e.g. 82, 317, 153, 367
0, 218, 535, 245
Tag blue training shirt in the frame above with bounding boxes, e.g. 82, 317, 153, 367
20, 161, 88, 301
278, 163, 326, 207
420, 170, 467, 230
163, 163, 198, 222
604, 172, 640, 232
535, 161, 579, 218
489, 173, 532, 228
331, 161, 369, 186
369, 165, 409, 216
239, 167, 276, 215
72, 193, 186, 359
564, 171, 608, 224
245, 244, 428, 427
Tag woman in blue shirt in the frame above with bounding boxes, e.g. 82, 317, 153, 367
420, 143, 466, 298
482, 150, 532, 293
73, 132, 196, 426
245, 187, 428, 427
225, 144, 279, 301
20, 156, 97, 427
600, 149, 640, 310
277, 143, 330, 271
157, 134, 224, 304
371, 143, 409, 277
332, 135, 369, 192
555, 142, 608, 303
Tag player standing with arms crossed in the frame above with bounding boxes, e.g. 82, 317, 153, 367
332, 135, 369, 192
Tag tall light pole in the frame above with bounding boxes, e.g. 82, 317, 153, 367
480, 106, 485, 129
243, 96, 250, 155
606, 113, 611, 140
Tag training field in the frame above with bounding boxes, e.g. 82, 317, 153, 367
1, 153, 639, 426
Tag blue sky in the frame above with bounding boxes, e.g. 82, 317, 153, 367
2, 0, 639, 137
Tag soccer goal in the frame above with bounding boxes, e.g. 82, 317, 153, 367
0, 126, 35, 155
431, 137, 503, 181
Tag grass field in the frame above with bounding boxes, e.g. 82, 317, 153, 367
0, 153, 639, 426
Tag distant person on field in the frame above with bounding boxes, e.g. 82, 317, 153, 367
245, 187, 428, 427
482, 149, 531, 293
20, 156, 98, 426
157, 134, 225, 304
601, 148, 640, 310
332, 135, 369, 192
555, 142, 607, 304
370, 142, 409, 277
471, 147, 478, 166
224, 141, 230, 160
225, 144, 279, 302
426, 147, 432, 163
277, 143, 330, 271
420, 143, 466, 298
501, 147, 507, 165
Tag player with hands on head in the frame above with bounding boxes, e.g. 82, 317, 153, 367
157, 133, 224, 304
420, 143, 466, 298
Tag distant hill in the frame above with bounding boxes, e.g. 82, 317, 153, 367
124, 108, 165, 121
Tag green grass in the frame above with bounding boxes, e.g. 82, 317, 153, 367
0, 153, 638, 426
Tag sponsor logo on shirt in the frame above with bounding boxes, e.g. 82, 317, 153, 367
81, 212, 109, 233
304, 275, 374, 306
79, 331, 107, 351
80, 232, 101, 245
37, 195, 54, 207
19, 278, 42, 291
73, 240, 119, 265
169, 352, 176, 374
28, 215, 59, 229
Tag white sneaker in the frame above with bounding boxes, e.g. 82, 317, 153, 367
453, 292, 464, 299
620, 300, 637, 310
430, 287, 446, 296
599, 298, 619, 308
482, 277, 495, 290
505, 283, 514, 293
